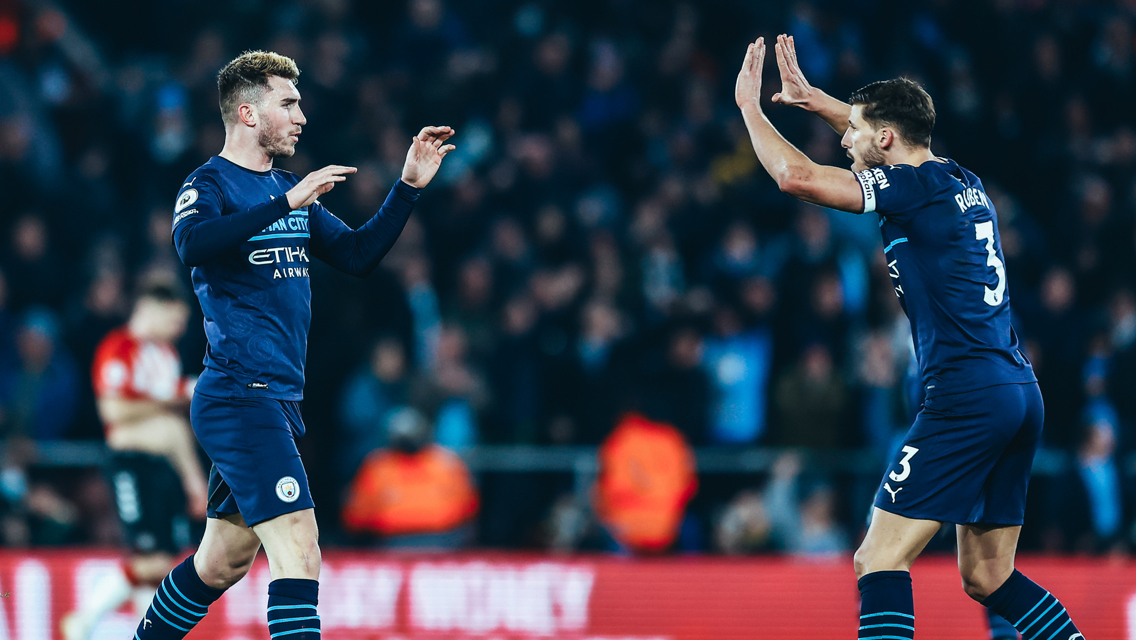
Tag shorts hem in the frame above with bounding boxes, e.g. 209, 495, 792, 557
206, 502, 315, 527
873, 501, 955, 524
243, 502, 315, 527
873, 502, 1025, 527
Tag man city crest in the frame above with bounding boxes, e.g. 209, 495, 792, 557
275, 476, 300, 503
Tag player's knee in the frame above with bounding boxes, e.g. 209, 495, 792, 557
853, 543, 873, 579
959, 565, 1009, 602
295, 536, 321, 576
196, 546, 258, 589
853, 539, 912, 578
960, 573, 991, 602
215, 552, 257, 589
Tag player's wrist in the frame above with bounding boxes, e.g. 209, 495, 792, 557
795, 89, 825, 112
397, 177, 425, 193
284, 189, 302, 210
739, 101, 763, 118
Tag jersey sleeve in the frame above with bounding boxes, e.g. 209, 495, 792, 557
855, 164, 927, 221
171, 172, 292, 266
308, 180, 420, 277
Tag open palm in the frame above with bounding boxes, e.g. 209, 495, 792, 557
401, 126, 457, 188
771, 34, 814, 108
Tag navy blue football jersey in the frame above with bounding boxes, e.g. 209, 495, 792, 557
856, 158, 1035, 398
172, 156, 419, 400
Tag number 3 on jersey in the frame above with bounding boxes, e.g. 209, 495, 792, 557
889, 445, 919, 482
975, 221, 1005, 306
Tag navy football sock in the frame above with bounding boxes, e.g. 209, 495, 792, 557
982, 570, 1081, 640
987, 607, 1021, 639
267, 578, 320, 639
136, 555, 225, 639
858, 571, 915, 639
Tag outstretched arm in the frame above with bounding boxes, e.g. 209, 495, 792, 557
771, 34, 851, 135
735, 37, 864, 214
310, 126, 456, 276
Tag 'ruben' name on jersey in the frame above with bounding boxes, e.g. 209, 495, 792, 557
852, 158, 1035, 399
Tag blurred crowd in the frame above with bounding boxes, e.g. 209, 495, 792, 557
0, 0, 1134, 555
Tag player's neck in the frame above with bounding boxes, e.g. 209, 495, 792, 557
887, 146, 937, 168
219, 134, 274, 172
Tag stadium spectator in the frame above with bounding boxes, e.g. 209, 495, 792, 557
773, 343, 849, 449
762, 454, 849, 557
337, 336, 411, 484
702, 301, 773, 445
342, 407, 479, 549
0, 308, 79, 441
410, 324, 489, 448
594, 412, 697, 553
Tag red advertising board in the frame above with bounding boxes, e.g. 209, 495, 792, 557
0, 550, 1127, 639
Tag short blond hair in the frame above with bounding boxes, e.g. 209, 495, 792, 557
217, 50, 300, 125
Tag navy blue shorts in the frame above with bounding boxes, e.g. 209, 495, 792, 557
190, 392, 314, 526
874, 382, 1043, 526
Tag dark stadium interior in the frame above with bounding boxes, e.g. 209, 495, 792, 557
0, 0, 1134, 556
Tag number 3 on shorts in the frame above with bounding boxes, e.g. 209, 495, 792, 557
888, 445, 919, 482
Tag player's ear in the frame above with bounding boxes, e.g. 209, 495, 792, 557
237, 103, 258, 128
878, 127, 895, 150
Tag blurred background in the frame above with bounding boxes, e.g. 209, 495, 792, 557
0, 0, 1134, 635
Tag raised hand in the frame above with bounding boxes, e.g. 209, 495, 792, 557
771, 34, 814, 109
286, 165, 358, 210
735, 37, 766, 110
401, 126, 457, 189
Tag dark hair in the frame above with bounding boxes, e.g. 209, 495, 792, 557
217, 50, 300, 126
137, 283, 184, 305
849, 78, 935, 148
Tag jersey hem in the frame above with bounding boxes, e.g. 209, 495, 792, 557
922, 378, 1037, 400
192, 388, 305, 402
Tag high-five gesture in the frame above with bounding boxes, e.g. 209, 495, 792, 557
771, 35, 815, 109
735, 37, 766, 110
401, 125, 457, 189
768, 33, 851, 133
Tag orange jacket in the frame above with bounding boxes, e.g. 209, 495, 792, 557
342, 445, 479, 536
595, 413, 698, 552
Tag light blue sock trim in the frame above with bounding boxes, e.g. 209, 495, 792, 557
167, 576, 209, 612
860, 611, 915, 620
160, 582, 206, 619
1014, 593, 1051, 627
269, 616, 321, 625
1030, 608, 1067, 640
860, 623, 916, 631
267, 604, 318, 612
153, 591, 197, 626
1042, 619, 1072, 640
149, 604, 190, 632
1021, 600, 1058, 634
270, 628, 321, 638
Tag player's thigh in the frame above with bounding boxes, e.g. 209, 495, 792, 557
854, 507, 942, 576
957, 523, 1021, 599
195, 512, 262, 588
251, 508, 320, 579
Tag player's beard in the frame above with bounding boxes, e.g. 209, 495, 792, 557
259, 122, 296, 159
860, 141, 886, 169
